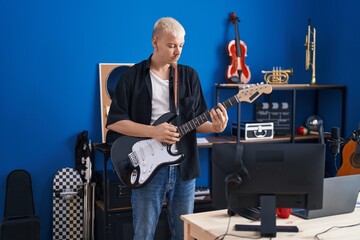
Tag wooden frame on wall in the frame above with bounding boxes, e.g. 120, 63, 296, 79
98, 63, 133, 143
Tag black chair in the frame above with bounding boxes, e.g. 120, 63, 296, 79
0, 169, 40, 240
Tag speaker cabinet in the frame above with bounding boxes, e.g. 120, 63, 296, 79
95, 201, 170, 240
95, 170, 131, 209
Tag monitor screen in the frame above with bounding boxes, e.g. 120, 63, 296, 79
211, 142, 326, 237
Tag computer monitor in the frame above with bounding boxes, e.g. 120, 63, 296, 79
211, 142, 326, 237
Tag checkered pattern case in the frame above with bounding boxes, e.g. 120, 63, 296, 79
52, 168, 83, 240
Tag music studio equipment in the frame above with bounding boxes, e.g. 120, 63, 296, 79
261, 67, 293, 84
95, 170, 131, 209
318, 123, 325, 144
305, 18, 316, 85
226, 12, 251, 83
324, 126, 346, 175
337, 123, 360, 176
231, 122, 274, 140
95, 200, 170, 240
75, 130, 95, 240
75, 130, 96, 240
0, 170, 40, 240
82, 155, 95, 240
330, 127, 341, 158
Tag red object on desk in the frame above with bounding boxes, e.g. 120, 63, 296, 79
297, 126, 309, 135
276, 208, 292, 219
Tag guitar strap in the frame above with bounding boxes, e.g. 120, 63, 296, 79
173, 64, 179, 115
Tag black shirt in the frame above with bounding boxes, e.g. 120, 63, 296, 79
106, 55, 208, 181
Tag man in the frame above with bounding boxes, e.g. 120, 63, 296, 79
106, 17, 228, 240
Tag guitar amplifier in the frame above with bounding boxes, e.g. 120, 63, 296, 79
95, 170, 131, 209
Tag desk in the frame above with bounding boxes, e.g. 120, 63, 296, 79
181, 194, 360, 240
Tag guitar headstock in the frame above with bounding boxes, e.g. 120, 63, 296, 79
236, 83, 273, 103
352, 128, 360, 143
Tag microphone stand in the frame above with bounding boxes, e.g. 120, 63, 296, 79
325, 127, 349, 174
318, 124, 324, 144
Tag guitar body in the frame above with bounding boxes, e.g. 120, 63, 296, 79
337, 139, 360, 176
111, 112, 184, 188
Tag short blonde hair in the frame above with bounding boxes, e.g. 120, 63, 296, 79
152, 17, 186, 38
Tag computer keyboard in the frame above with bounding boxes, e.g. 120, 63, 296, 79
195, 186, 210, 200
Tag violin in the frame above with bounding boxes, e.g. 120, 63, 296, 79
226, 12, 251, 83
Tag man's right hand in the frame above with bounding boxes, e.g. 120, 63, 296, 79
152, 122, 180, 144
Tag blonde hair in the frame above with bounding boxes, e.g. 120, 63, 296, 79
152, 17, 185, 38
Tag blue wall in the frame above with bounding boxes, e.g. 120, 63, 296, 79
1, 0, 359, 239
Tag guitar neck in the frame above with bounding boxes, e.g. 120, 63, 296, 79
177, 95, 239, 137
177, 83, 271, 137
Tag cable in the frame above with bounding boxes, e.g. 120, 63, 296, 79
214, 215, 231, 240
214, 214, 267, 240
314, 222, 360, 240
214, 214, 265, 240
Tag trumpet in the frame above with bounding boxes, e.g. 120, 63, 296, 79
261, 67, 293, 84
305, 18, 316, 85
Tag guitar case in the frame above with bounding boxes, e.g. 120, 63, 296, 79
0, 170, 40, 240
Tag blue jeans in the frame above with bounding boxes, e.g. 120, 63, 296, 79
131, 165, 195, 240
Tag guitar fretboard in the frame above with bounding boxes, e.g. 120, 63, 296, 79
177, 84, 269, 137
177, 95, 239, 137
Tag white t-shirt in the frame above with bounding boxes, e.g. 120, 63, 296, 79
150, 70, 170, 125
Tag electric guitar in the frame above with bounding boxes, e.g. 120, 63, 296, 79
337, 128, 360, 176
111, 83, 272, 188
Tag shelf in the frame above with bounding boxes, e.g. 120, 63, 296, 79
197, 134, 319, 148
216, 83, 346, 90
216, 83, 347, 141
96, 200, 131, 212
96, 195, 212, 213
